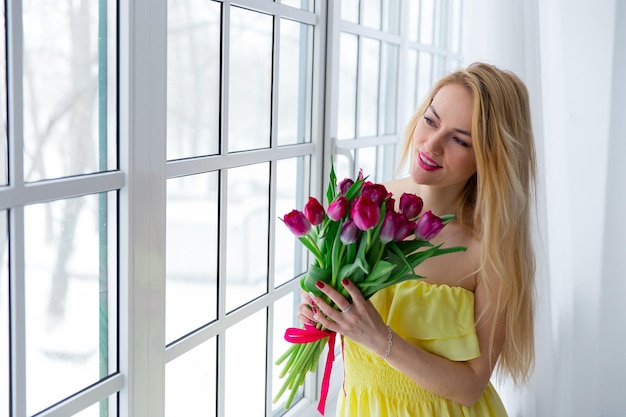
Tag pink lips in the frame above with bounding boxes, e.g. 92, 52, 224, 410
417, 151, 442, 172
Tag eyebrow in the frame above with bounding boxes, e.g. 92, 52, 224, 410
429, 106, 472, 137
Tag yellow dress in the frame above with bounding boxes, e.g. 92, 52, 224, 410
336, 280, 508, 417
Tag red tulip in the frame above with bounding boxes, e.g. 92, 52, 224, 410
351, 196, 380, 231
399, 193, 423, 219
415, 210, 444, 240
303, 197, 325, 226
361, 182, 389, 206
393, 213, 415, 241
283, 210, 311, 237
327, 196, 349, 221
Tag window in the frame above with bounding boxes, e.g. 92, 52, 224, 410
0, 1, 462, 416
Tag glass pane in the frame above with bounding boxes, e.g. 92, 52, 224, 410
407, 0, 419, 42
275, 157, 310, 287
359, 38, 380, 137
382, 0, 401, 34
379, 42, 398, 135
417, 52, 433, 105
405, 49, 419, 118
226, 163, 269, 312
167, 0, 220, 160
278, 20, 313, 146
24, 193, 117, 415
341, 0, 359, 23
337, 33, 358, 140
166, 172, 218, 343
22, 1, 117, 181
224, 309, 266, 417
228, 7, 273, 153
272, 292, 302, 411
281, 0, 315, 12
419, 0, 435, 45
0, 211, 7, 414
355, 147, 378, 182
165, 338, 217, 417
362, 0, 382, 30
450, 0, 463, 53
0, 1, 6, 186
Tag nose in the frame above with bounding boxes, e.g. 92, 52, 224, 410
424, 132, 444, 156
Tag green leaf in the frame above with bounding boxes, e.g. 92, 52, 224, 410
326, 158, 338, 205
302, 264, 331, 295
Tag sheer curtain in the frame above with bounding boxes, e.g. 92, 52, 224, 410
462, 1, 626, 416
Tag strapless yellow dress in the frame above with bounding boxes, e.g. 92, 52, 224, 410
336, 280, 508, 417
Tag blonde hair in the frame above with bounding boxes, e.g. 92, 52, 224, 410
399, 62, 536, 385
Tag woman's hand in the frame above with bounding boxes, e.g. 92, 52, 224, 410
304, 278, 391, 358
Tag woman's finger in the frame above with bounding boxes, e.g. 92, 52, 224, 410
313, 280, 352, 312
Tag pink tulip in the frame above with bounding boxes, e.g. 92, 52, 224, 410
361, 182, 389, 206
327, 196, 349, 221
380, 211, 397, 243
351, 196, 380, 231
340, 219, 359, 244
415, 210, 444, 240
303, 197, 325, 226
283, 210, 311, 237
399, 193, 423, 219
393, 213, 415, 241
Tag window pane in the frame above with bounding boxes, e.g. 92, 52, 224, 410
419, 0, 435, 45
341, 0, 359, 24
0, 1, 6, 186
382, 0, 401, 34
359, 38, 380, 137
224, 309, 266, 417
166, 172, 218, 343
272, 292, 302, 411
281, 0, 315, 12
167, 0, 220, 160
337, 33, 358, 139
278, 19, 313, 146
226, 163, 269, 312
228, 7, 273, 153
355, 147, 378, 182
362, 0, 382, 30
407, 0, 419, 42
22, 1, 117, 181
275, 157, 310, 287
450, 0, 463, 53
166, 338, 217, 417
380, 42, 398, 135
24, 193, 117, 415
0, 211, 7, 414
417, 52, 433, 104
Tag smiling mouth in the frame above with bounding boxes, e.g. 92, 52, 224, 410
419, 152, 442, 168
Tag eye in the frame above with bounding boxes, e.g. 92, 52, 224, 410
424, 116, 436, 127
452, 136, 470, 148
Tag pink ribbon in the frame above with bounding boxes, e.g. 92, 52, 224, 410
284, 325, 337, 415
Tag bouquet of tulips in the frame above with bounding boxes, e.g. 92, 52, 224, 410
273, 162, 465, 414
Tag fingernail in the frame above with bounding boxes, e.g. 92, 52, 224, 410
342, 278, 349, 286
312, 306, 318, 314
316, 281, 324, 289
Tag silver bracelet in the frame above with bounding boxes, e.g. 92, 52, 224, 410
381, 325, 393, 360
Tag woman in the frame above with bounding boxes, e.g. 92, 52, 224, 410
300, 62, 536, 416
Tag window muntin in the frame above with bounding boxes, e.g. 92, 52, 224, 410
1, 211, 7, 414
22, 1, 117, 182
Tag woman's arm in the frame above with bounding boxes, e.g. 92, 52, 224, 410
306, 273, 505, 407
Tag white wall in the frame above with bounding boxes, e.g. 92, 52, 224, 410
463, 1, 625, 416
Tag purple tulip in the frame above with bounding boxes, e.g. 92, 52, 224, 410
303, 197, 325, 226
361, 182, 389, 206
327, 196, 349, 221
399, 193, 423, 219
351, 196, 380, 231
380, 211, 397, 243
394, 213, 415, 241
340, 219, 359, 244
385, 197, 396, 212
338, 178, 354, 196
415, 210, 444, 240
283, 210, 311, 237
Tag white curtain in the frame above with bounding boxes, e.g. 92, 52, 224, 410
462, 1, 626, 416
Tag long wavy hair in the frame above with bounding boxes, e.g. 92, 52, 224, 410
399, 62, 536, 385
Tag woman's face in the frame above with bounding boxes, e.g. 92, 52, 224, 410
409, 83, 476, 190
